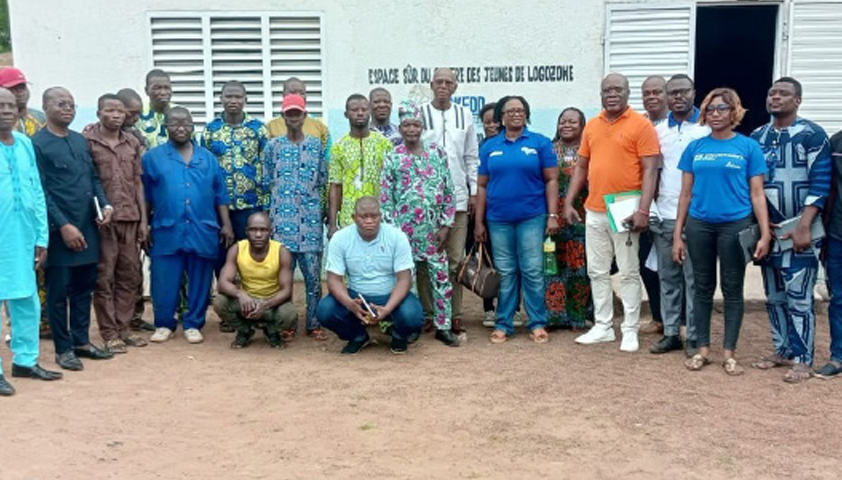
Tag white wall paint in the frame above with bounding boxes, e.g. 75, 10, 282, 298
10, 0, 606, 137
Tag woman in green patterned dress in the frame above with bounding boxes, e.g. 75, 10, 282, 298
545, 107, 593, 329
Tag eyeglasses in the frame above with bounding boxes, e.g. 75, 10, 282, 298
166, 123, 194, 130
56, 101, 77, 110
505, 108, 526, 116
667, 88, 693, 97
705, 104, 732, 113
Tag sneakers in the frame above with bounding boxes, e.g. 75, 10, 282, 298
150, 327, 174, 343
482, 311, 496, 328
814, 361, 842, 379
620, 332, 639, 352
341, 335, 371, 355
390, 337, 408, 355
231, 329, 254, 349
513, 311, 525, 327
184, 328, 204, 344
575, 326, 616, 345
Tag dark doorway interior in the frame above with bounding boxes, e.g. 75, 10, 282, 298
694, 5, 778, 134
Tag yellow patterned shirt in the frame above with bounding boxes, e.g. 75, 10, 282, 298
16, 108, 46, 137
329, 131, 393, 227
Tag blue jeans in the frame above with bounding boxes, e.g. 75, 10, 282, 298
488, 214, 547, 335
824, 238, 842, 363
316, 290, 423, 342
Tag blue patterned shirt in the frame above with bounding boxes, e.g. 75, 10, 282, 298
752, 117, 832, 266
264, 135, 328, 253
201, 114, 269, 210
371, 122, 403, 146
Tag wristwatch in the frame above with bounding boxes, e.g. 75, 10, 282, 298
547, 213, 559, 219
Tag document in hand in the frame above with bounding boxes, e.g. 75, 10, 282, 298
604, 191, 641, 233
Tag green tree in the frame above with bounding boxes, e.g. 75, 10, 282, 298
0, 0, 9, 53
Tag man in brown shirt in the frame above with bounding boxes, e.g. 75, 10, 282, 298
83, 94, 148, 353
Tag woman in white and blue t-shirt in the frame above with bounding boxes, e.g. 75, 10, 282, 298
672, 87, 771, 376
475, 96, 559, 344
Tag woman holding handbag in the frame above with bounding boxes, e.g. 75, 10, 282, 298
545, 107, 593, 330
474, 96, 559, 344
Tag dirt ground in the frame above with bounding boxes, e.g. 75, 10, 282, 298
1, 281, 841, 480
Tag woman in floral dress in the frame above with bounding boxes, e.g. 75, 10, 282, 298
545, 107, 593, 329
380, 101, 460, 346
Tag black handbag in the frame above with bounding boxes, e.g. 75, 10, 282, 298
457, 242, 501, 300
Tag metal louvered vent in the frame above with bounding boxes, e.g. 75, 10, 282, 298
604, 3, 696, 111
148, 12, 324, 129
788, 1, 842, 134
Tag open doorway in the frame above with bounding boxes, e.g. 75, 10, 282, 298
694, 5, 779, 134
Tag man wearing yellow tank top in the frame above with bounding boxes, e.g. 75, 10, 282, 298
213, 212, 297, 348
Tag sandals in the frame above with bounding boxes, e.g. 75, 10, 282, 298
783, 364, 813, 384
281, 329, 297, 342
751, 355, 794, 370
684, 354, 710, 371
530, 328, 549, 344
722, 358, 744, 376
307, 328, 328, 341
489, 329, 508, 344
105, 338, 127, 354
123, 334, 148, 348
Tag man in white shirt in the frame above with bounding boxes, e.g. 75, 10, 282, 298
420, 68, 479, 332
650, 74, 710, 356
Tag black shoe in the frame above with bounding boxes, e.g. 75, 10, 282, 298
0, 375, 15, 396
435, 329, 461, 347
231, 329, 254, 349
390, 337, 408, 355
815, 361, 842, 379
55, 351, 84, 371
265, 331, 283, 349
341, 336, 371, 355
11, 364, 63, 381
130, 318, 156, 332
650, 335, 683, 354
685, 340, 699, 359
219, 321, 235, 333
406, 332, 421, 344
74, 344, 114, 360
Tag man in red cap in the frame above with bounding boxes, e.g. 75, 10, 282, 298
0, 68, 46, 137
263, 94, 329, 341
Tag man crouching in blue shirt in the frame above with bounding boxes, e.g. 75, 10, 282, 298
317, 196, 423, 355
142, 107, 234, 345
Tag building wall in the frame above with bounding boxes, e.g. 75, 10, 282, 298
10, 0, 606, 137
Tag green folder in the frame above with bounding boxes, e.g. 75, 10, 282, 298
604, 190, 642, 233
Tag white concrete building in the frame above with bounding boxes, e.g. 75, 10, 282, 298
9, 0, 842, 137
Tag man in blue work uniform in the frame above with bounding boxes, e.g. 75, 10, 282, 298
143, 107, 234, 344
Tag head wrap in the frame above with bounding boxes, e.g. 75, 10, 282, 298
397, 100, 423, 124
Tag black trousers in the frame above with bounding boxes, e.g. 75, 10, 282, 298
639, 230, 663, 323
684, 215, 752, 351
46, 263, 98, 354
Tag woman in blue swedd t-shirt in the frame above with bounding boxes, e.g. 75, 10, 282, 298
672, 87, 771, 376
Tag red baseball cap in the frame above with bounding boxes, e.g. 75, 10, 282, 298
0, 68, 28, 88
282, 94, 306, 113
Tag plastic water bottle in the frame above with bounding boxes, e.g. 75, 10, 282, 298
543, 237, 558, 276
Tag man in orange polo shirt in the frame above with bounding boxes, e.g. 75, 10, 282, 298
563, 73, 661, 353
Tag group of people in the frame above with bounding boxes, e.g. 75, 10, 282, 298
1, 63, 841, 397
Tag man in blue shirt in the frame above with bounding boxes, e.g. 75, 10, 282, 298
751, 77, 832, 383
317, 196, 423, 355
143, 107, 233, 344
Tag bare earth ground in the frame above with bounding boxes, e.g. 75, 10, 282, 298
2, 275, 841, 480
